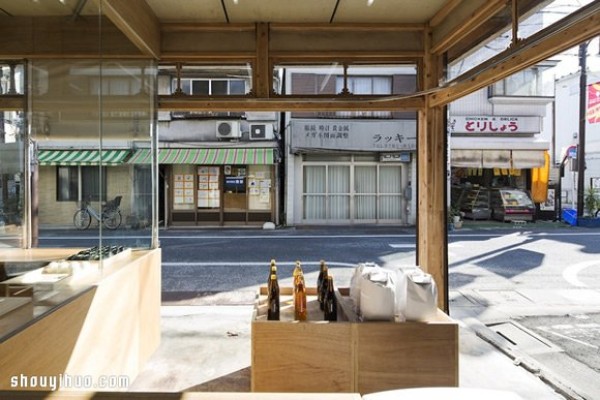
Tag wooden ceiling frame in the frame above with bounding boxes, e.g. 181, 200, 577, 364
430, 1, 600, 107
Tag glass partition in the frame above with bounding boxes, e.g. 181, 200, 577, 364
0, 1, 157, 341
31, 59, 156, 249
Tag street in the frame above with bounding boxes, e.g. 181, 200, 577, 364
37, 223, 600, 398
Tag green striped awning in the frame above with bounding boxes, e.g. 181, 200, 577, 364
37, 149, 131, 166
128, 148, 275, 165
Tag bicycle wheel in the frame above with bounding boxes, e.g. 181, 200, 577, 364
73, 209, 92, 230
103, 210, 122, 230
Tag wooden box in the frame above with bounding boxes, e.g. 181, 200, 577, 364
251, 287, 458, 394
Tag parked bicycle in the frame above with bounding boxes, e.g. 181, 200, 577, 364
73, 196, 122, 230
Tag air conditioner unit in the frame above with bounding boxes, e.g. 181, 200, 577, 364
249, 123, 274, 140
216, 121, 241, 139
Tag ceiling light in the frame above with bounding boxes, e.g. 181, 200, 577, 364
367, 0, 375, 6
233, 0, 239, 4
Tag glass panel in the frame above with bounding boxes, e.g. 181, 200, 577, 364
56, 166, 78, 202
31, 58, 155, 248
303, 166, 326, 219
229, 80, 246, 95
355, 166, 377, 220
379, 195, 402, 219
0, 109, 24, 247
379, 166, 402, 220
329, 195, 350, 219
328, 166, 350, 219
212, 80, 228, 95
517, 0, 596, 42
248, 165, 272, 211
192, 80, 209, 95
304, 195, 326, 219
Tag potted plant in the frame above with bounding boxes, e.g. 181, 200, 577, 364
449, 207, 463, 229
579, 187, 600, 227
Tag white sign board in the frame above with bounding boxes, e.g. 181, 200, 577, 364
449, 116, 541, 135
291, 119, 416, 152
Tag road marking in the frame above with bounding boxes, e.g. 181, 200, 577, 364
562, 260, 600, 287
538, 326, 599, 350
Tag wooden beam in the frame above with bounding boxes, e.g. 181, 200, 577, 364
429, 0, 464, 28
0, 16, 142, 59
158, 95, 425, 112
161, 24, 424, 61
430, 2, 600, 107
418, 28, 448, 313
0, 95, 25, 111
430, 0, 507, 54
97, 0, 160, 59
269, 23, 425, 32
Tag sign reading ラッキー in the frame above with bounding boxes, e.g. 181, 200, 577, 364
290, 119, 416, 152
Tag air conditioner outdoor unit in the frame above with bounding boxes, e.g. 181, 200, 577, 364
216, 121, 241, 139
249, 123, 274, 140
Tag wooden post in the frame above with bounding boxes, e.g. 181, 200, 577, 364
253, 23, 271, 98
418, 28, 448, 312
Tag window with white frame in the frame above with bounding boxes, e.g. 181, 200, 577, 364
335, 76, 392, 118
302, 157, 403, 222
56, 166, 107, 202
175, 78, 246, 95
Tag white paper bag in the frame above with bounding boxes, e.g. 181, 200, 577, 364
395, 266, 419, 318
402, 271, 438, 321
349, 262, 379, 314
359, 267, 396, 321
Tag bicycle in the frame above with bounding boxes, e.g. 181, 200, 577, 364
73, 196, 122, 230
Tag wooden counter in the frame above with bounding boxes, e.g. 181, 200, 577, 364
252, 287, 458, 394
0, 248, 161, 391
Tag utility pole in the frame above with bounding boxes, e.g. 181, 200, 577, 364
577, 41, 589, 218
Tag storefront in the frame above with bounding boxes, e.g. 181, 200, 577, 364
129, 147, 278, 227
287, 119, 416, 226
449, 116, 550, 218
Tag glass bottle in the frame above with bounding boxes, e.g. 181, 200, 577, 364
324, 275, 337, 322
267, 273, 280, 321
294, 272, 307, 321
319, 270, 329, 311
317, 260, 328, 310
292, 260, 303, 303
267, 260, 277, 293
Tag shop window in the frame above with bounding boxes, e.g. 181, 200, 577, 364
56, 166, 107, 202
248, 165, 272, 211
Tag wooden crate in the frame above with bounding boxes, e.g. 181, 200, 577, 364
251, 287, 458, 394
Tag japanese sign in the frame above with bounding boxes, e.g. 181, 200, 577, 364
291, 120, 416, 152
588, 82, 600, 124
449, 116, 540, 135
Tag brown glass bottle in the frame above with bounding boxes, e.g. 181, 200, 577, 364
267, 273, 280, 321
319, 270, 329, 311
294, 273, 307, 321
267, 261, 277, 293
317, 260, 328, 310
324, 275, 337, 322
292, 260, 303, 304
